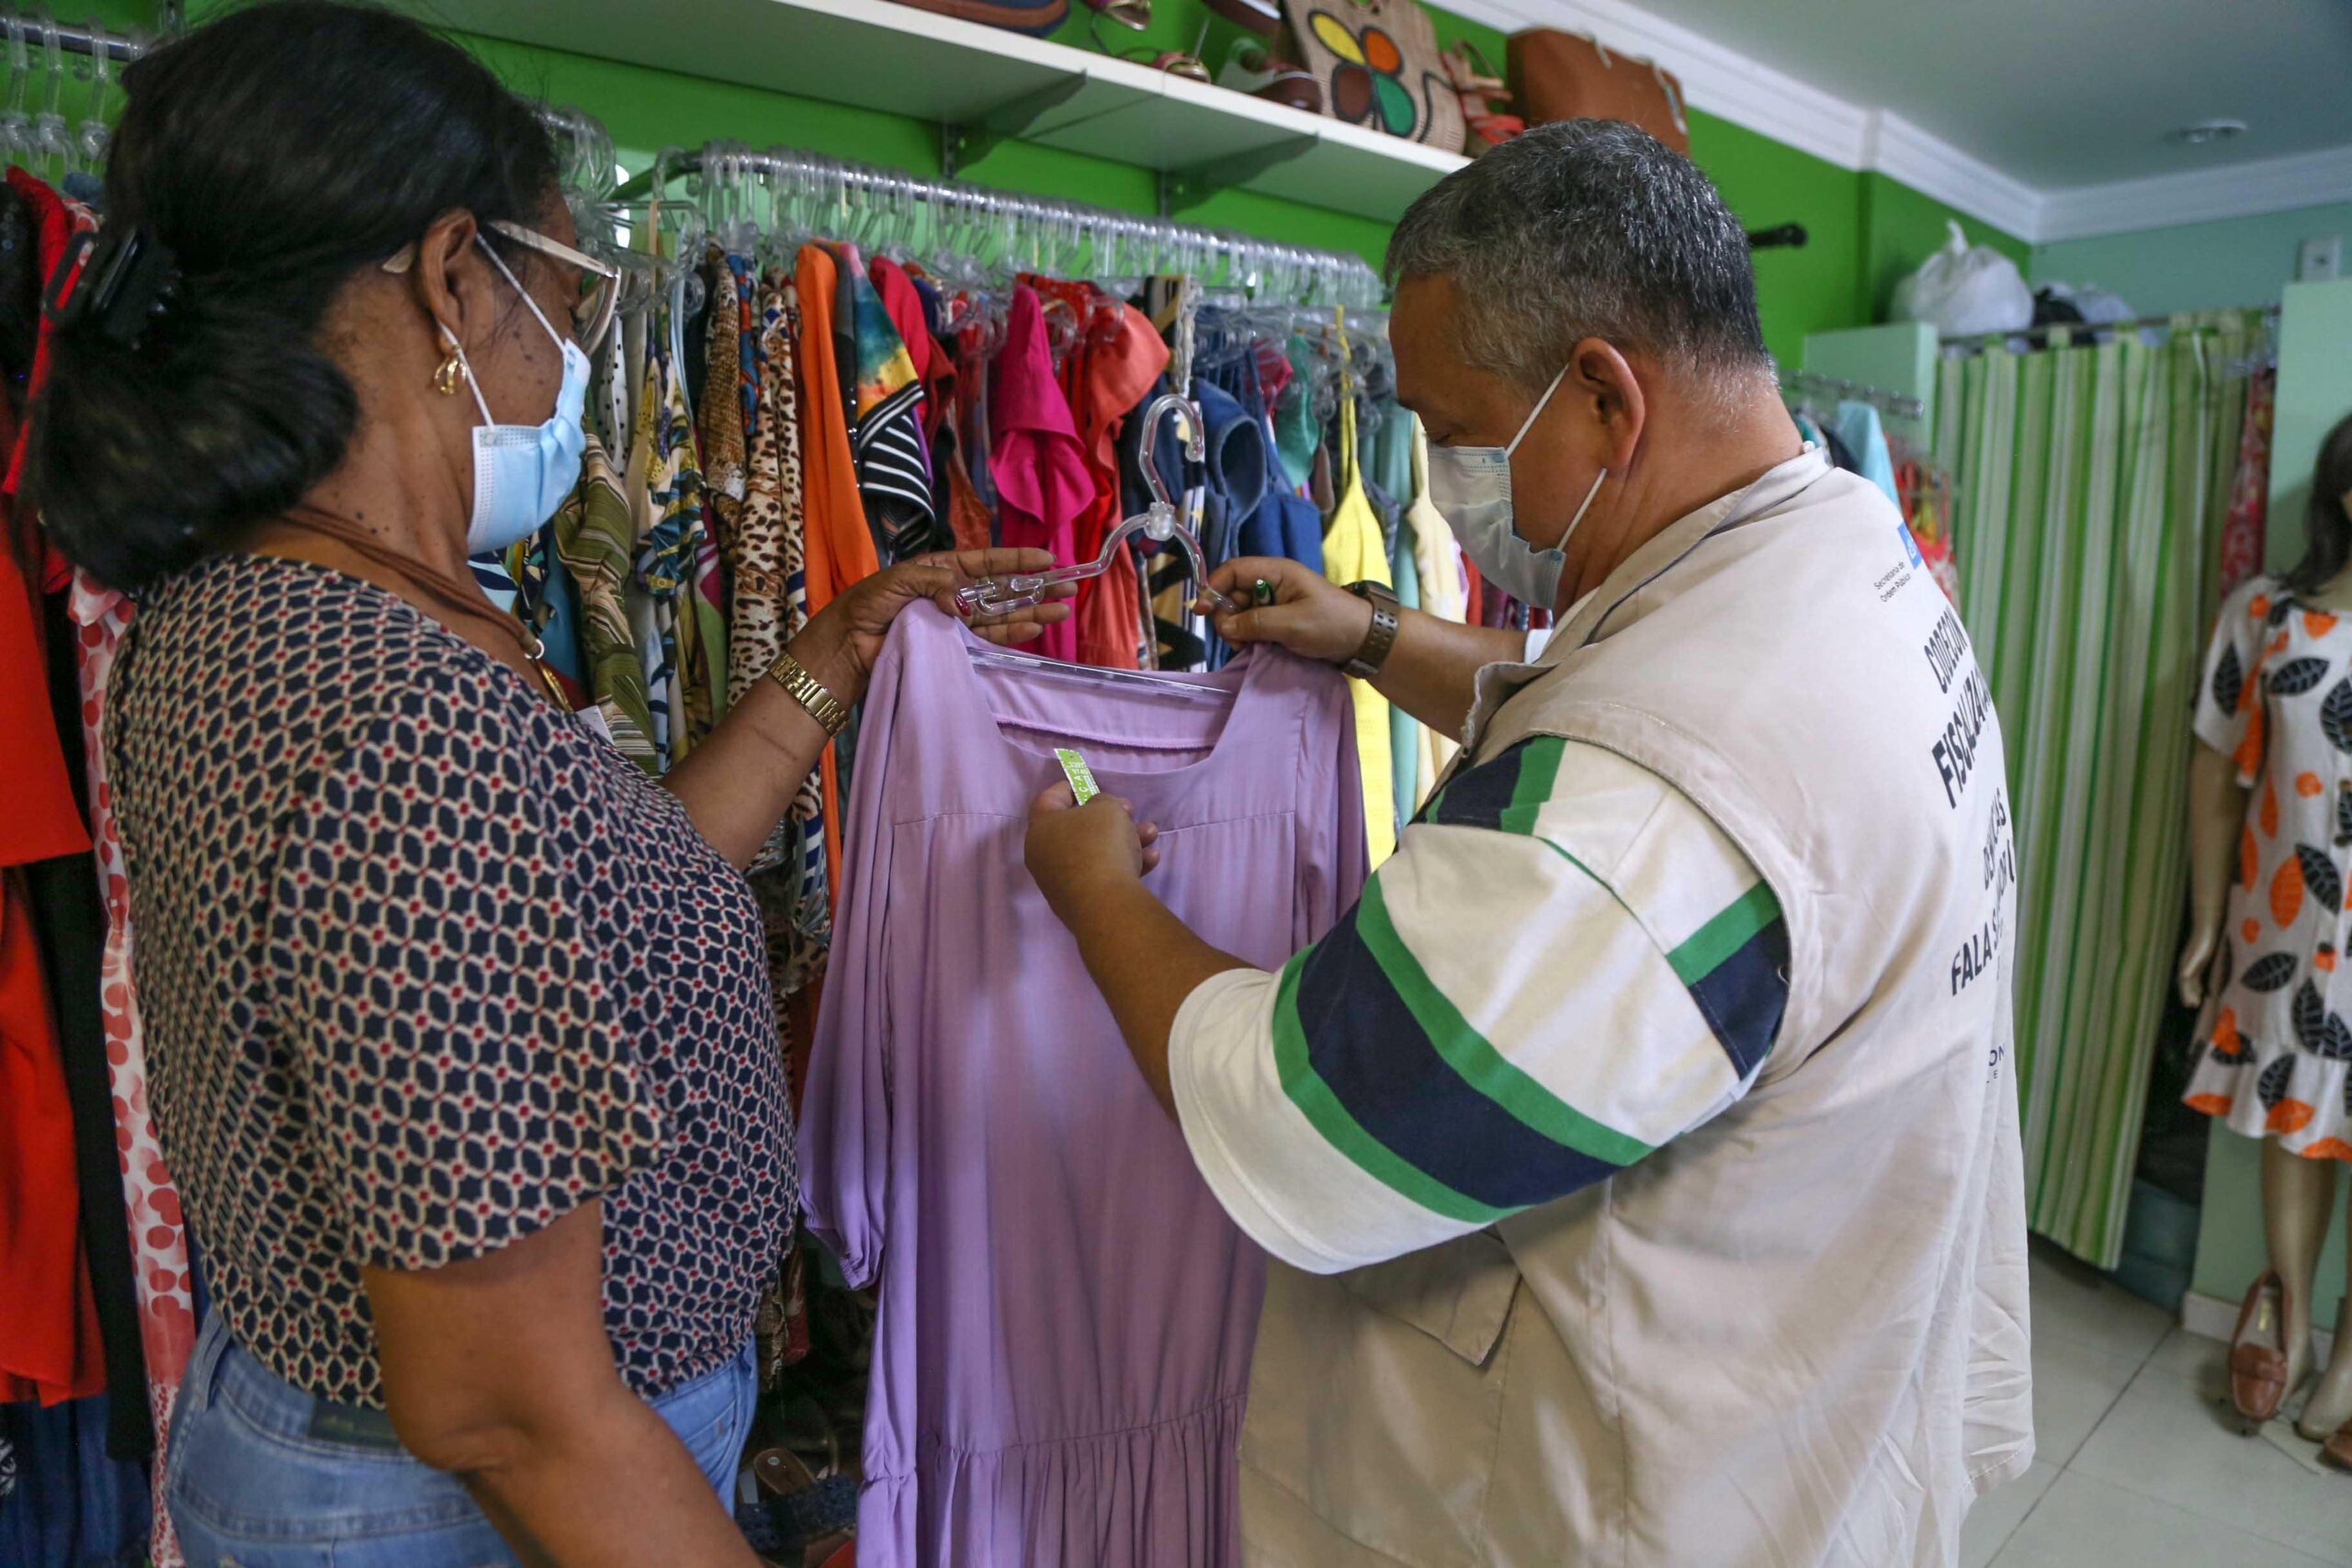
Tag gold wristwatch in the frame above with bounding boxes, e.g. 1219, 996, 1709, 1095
765, 649, 851, 737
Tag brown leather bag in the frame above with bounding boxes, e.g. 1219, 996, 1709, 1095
1281, 0, 1465, 152
1506, 28, 1690, 153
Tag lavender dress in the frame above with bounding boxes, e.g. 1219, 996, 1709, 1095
800, 604, 1366, 1565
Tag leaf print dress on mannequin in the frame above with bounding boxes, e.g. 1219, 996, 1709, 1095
2186, 576, 2352, 1156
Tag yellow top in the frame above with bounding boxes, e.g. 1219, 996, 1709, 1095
1320, 383, 1397, 867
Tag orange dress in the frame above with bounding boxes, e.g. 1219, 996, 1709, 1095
794, 244, 882, 915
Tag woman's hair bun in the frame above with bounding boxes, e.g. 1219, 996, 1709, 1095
29, 0, 557, 592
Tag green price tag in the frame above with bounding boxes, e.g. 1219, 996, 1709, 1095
1054, 747, 1101, 806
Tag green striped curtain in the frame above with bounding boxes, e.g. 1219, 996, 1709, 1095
1934, 315, 2256, 1267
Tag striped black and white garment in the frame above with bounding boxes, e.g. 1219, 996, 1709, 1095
850, 379, 940, 562
1170, 734, 1791, 1274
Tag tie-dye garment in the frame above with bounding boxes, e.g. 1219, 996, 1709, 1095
830, 243, 935, 562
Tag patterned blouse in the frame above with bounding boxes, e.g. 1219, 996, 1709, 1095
108, 553, 794, 1407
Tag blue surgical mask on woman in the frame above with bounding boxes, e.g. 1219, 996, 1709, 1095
1424, 363, 1607, 611
439, 237, 589, 554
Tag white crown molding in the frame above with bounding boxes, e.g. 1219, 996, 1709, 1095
2035, 144, 2352, 244
1441, 0, 1871, 170
1860, 111, 2045, 242
1437, 0, 2352, 246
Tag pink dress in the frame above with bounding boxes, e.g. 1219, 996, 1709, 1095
800, 604, 1365, 1564
988, 287, 1093, 665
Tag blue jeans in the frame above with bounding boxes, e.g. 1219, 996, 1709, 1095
165, 1312, 756, 1566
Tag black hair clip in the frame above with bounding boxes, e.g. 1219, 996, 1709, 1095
44, 226, 181, 348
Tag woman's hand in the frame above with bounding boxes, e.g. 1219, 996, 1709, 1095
797, 547, 1076, 703
1024, 784, 1161, 920
1199, 556, 1372, 667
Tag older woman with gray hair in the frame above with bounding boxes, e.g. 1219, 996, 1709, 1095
1023, 119, 2033, 1566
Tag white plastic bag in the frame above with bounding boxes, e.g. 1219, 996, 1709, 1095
1892, 220, 2032, 336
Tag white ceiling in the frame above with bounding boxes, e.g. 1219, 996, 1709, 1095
1628, 0, 2352, 188
1452, 0, 2352, 241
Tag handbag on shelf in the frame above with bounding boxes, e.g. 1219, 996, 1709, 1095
887, 0, 1070, 38
1506, 28, 1690, 154
1279, 0, 1465, 152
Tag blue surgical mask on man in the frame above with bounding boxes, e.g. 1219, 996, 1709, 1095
1424, 363, 1607, 611
439, 237, 589, 555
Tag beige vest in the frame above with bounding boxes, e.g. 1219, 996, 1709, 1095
1239, 452, 2033, 1567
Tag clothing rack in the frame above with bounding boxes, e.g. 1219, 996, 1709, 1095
1937, 302, 2280, 344
609, 141, 1386, 310
1782, 369, 1924, 422
0, 10, 148, 63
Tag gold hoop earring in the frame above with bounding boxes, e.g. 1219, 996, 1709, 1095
433, 349, 465, 396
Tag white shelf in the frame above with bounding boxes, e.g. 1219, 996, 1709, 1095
413, 0, 1466, 223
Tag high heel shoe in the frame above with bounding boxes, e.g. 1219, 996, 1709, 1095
2228, 1270, 2293, 1429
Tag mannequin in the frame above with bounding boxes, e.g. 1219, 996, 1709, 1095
2178, 409, 2352, 1456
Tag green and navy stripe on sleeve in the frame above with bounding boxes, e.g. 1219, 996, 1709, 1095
1169, 736, 1790, 1273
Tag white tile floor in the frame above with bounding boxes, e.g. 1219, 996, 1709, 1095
1961, 1244, 2352, 1567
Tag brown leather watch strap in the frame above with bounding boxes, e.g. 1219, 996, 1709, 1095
1342, 579, 1401, 680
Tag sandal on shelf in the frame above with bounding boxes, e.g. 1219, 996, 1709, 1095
2228, 1269, 2294, 1430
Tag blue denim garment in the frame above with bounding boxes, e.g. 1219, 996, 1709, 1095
164, 1313, 755, 1567
0, 1394, 150, 1568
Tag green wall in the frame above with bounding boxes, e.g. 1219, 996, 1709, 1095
2032, 201, 2352, 319
1860, 172, 2031, 324
1689, 109, 1864, 367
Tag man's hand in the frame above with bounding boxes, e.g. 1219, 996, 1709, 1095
1024, 784, 1245, 1116
1201, 557, 1374, 666
1023, 784, 1162, 919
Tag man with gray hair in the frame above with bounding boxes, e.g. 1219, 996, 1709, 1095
1023, 120, 2032, 1564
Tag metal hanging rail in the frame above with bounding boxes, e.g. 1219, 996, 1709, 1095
610, 141, 1386, 310
0, 10, 148, 63
1782, 369, 1924, 422
1937, 301, 2278, 344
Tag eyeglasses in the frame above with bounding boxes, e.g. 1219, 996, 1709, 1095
381, 218, 622, 352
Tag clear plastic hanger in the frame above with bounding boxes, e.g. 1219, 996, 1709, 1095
29, 13, 69, 181
642, 147, 707, 322
68, 14, 115, 175
765, 149, 810, 252
0, 18, 29, 163
956, 392, 1242, 617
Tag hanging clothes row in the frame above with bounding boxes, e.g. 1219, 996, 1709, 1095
462, 145, 1532, 1548
1784, 372, 1962, 610
2, 156, 197, 1568
510, 145, 1535, 913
